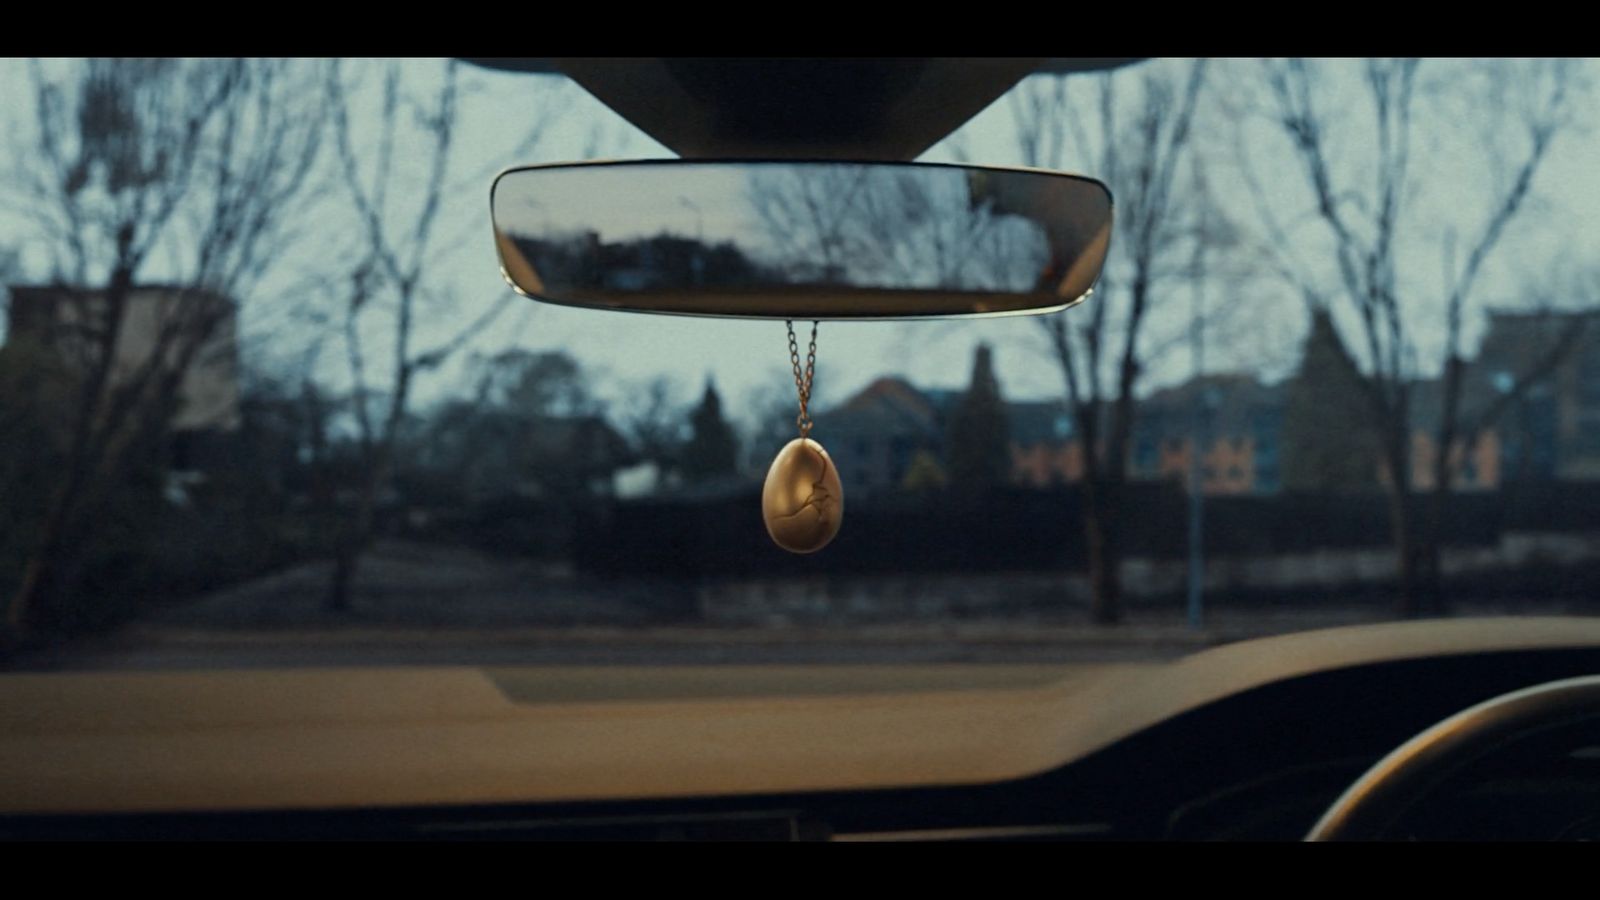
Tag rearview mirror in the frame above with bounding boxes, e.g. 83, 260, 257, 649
491, 160, 1112, 320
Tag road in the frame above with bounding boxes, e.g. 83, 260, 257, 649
10, 539, 1583, 672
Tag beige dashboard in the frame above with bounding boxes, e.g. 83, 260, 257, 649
4, 617, 1600, 816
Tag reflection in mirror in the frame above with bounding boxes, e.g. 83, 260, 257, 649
491, 161, 1112, 319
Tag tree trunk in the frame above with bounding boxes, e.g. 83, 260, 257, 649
6, 557, 53, 638
1369, 410, 1427, 620
326, 463, 382, 613
7, 465, 123, 638
5, 272, 137, 635
1083, 474, 1123, 625
1415, 480, 1449, 617
326, 546, 361, 613
7, 394, 114, 635
1416, 355, 1465, 618
1386, 483, 1422, 619
7, 500, 68, 633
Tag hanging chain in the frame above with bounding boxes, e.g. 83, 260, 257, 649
786, 320, 819, 439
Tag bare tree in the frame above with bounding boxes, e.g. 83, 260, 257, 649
621, 376, 687, 472
739, 376, 807, 476
1010, 59, 1211, 625
408, 349, 604, 504
2, 58, 324, 636
320, 59, 549, 611
747, 166, 873, 282
1246, 57, 1583, 616
746, 165, 1024, 291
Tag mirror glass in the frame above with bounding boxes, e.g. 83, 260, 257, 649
491, 160, 1112, 319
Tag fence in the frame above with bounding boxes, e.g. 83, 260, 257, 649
564, 481, 1600, 579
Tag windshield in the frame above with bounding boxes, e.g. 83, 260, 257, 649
1, 57, 1596, 673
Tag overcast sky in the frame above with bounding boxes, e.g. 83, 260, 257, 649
3, 58, 1597, 433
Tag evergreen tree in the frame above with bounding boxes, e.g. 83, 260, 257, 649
680, 377, 740, 483
945, 344, 1011, 491
901, 449, 948, 493
1282, 309, 1378, 491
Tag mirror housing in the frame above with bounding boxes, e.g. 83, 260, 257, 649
491, 160, 1112, 320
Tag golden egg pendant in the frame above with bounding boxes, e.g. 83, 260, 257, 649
762, 437, 844, 554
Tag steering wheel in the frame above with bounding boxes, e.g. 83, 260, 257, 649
1306, 674, 1600, 840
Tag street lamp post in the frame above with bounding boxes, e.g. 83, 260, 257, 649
1186, 166, 1211, 632
1187, 310, 1207, 630
679, 196, 705, 286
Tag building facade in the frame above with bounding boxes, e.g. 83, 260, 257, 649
5, 283, 241, 472
788, 312, 1600, 500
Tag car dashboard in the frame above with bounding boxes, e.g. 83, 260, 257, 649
4, 619, 1600, 841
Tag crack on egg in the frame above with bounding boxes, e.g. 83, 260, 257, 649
775, 459, 833, 523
